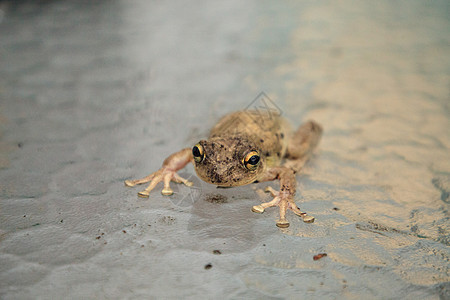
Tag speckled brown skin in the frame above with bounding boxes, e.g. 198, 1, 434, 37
193, 111, 290, 186
125, 110, 322, 228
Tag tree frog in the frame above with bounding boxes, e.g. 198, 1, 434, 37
125, 110, 322, 228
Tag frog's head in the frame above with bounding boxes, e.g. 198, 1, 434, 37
192, 137, 264, 187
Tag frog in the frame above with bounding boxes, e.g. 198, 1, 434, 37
125, 110, 322, 228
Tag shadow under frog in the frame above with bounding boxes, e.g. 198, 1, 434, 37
165, 171, 285, 252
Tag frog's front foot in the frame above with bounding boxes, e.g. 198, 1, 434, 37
252, 186, 315, 228
125, 167, 193, 198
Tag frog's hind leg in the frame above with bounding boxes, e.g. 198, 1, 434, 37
125, 148, 194, 198
284, 120, 322, 172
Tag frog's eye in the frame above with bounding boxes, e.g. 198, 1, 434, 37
243, 150, 260, 171
192, 143, 204, 163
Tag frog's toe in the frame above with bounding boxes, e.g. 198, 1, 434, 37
302, 215, 315, 223
264, 186, 278, 197
276, 219, 290, 228
124, 180, 136, 187
289, 203, 315, 223
173, 173, 194, 187
138, 190, 150, 198
184, 181, 194, 187
252, 205, 265, 213
161, 187, 174, 196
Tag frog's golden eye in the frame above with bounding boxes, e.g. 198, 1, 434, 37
192, 143, 204, 163
243, 150, 260, 171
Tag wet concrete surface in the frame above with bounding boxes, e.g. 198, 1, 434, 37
0, 0, 449, 299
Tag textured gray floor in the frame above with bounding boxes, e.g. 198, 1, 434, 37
0, 1, 449, 299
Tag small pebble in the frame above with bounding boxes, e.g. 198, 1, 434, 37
313, 253, 327, 261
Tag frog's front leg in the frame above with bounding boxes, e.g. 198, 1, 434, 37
251, 167, 314, 228
125, 148, 194, 198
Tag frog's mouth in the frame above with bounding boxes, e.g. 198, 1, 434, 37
194, 165, 259, 187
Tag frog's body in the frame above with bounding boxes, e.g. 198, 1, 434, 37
125, 110, 322, 228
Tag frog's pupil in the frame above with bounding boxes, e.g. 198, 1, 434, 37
193, 146, 201, 157
248, 155, 260, 165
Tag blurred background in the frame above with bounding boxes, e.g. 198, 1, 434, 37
0, 0, 449, 299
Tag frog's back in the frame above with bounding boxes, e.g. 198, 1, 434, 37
209, 111, 292, 167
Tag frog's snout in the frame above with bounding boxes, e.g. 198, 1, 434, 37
198, 165, 233, 186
